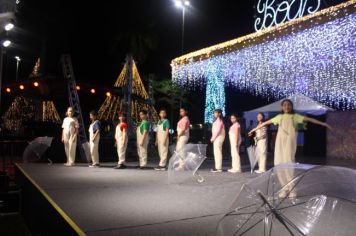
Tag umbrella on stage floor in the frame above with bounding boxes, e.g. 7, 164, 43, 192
23, 136, 54, 163
82, 142, 91, 163
247, 145, 258, 173
168, 144, 207, 184
217, 164, 356, 236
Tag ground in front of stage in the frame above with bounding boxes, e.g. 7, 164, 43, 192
17, 161, 259, 236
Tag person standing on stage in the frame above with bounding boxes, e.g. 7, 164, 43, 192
114, 112, 128, 169
89, 110, 101, 168
227, 113, 241, 173
155, 109, 170, 171
62, 107, 79, 166
210, 109, 225, 173
248, 99, 331, 166
176, 107, 190, 152
136, 110, 150, 169
249, 112, 268, 173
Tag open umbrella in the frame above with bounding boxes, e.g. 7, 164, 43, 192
217, 164, 356, 236
23, 136, 54, 163
247, 145, 258, 173
168, 143, 207, 184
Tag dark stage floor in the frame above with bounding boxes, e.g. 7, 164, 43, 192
16, 161, 259, 236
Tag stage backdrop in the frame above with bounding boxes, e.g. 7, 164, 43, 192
326, 111, 356, 168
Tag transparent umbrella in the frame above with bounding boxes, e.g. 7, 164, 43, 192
217, 164, 356, 236
247, 145, 258, 173
168, 144, 207, 184
23, 136, 54, 163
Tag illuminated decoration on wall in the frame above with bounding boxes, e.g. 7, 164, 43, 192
254, 0, 321, 31
98, 60, 158, 122
29, 58, 40, 77
42, 101, 61, 123
2, 97, 61, 134
171, 1, 356, 113
204, 65, 226, 123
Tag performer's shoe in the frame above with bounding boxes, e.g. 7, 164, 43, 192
211, 168, 222, 173
154, 166, 166, 171
64, 163, 75, 167
89, 164, 100, 168
228, 169, 241, 173
114, 164, 126, 169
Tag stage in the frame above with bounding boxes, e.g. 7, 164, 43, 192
15, 161, 258, 236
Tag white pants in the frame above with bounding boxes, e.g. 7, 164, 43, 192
117, 140, 127, 165
213, 133, 225, 170
157, 138, 168, 167
176, 135, 189, 152
64, 133, 76, 164
90, 136, 100, 165
229, 133, 241, 171
256, 139, 267, 172
137, 131, 149, 167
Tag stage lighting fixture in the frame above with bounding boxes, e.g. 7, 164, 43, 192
19, 85, 24, 90
6, 88, 11, 93
90, 88, 96, 94
33, 82, 39, 87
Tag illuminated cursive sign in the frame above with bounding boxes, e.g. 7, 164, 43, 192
254, 0, 321, 31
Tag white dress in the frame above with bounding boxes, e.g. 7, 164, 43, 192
62, 117, 78, 164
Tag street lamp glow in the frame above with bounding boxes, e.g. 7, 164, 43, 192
2, 40, 11, 47
4, 23, 14, 31
175, 0, 183, 8
184, 1, 190, 6
15, 56, 21, 61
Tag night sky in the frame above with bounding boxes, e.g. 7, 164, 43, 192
3, 0, 345, 122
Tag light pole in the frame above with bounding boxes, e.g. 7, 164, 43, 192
0, 40, 12, 110
175, 0, 190, 108
15, 56, 20, 81
175, 0, 190, 54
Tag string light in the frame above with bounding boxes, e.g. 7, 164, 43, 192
90, 88, 96, 94
33, 82, 39, 87
76, 85, 80, 90
106, 91, 111, 97
19, 85, 24, 90
6, 88, 11, 93
204, 65, 226, 123
171, 1, 356, 110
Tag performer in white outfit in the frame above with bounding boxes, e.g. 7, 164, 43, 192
249, 112, 268, 173
228, 114, 242, 173
136, 110, 149, 169
114, 112, 128, 169
155, 109, 170, 170
89, 110, 100, 167
249, 99, 331, 198
62, 107, 79, 166
176, 108, 190, 152
210, 109, 225, 173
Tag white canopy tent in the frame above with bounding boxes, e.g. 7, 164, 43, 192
243, 94, 334, 146
244, 93, 334, 125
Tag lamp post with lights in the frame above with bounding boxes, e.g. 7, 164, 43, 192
14, 56, 20, 81
175, 0, 190, 54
